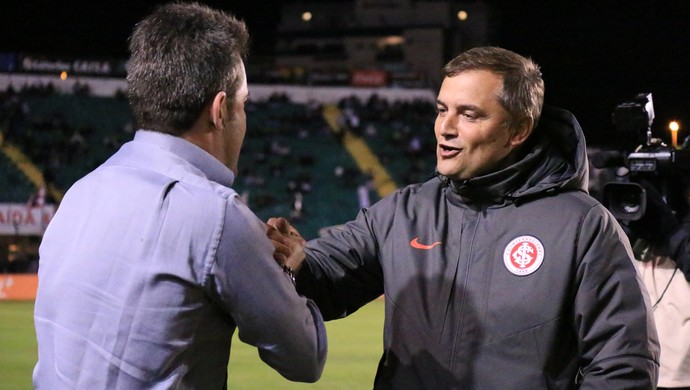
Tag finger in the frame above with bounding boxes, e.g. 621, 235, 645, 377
267, 217, 290, 233
266, 225, 290, 244
274, 217, 292, 234
266, 217, 280, 229
269, 237, 292, 262
267, 233, 291, 252
287, 224, 302, 238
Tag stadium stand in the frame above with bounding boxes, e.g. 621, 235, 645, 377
0, 151, 34, 203
1, 85, 437, 240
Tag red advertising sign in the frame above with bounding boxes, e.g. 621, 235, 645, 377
0, 203, 55, 236
351, 69, 389, 87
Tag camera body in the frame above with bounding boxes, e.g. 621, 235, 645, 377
600, 93, 690, 221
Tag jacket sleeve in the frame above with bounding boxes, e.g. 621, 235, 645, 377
296, 207, 385, 321
208, 196, 327, 383
574, 204, 659, 389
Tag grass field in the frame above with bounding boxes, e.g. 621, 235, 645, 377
0, 299, 384, 389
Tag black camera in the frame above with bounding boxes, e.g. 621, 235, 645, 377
599, 93, 690, 221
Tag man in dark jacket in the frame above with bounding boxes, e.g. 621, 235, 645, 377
269, 46, 659, 389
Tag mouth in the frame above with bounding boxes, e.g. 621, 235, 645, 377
438, 144, 462, 158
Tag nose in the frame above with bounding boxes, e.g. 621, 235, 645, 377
436, 115, 457, 139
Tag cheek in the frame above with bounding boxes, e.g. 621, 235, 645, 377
237, 117, 247, 145
473, 126, 510, 151
433, 121, 442, 138
481, 138, 513, 161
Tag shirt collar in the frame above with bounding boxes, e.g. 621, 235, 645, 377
133, 130, 235, 187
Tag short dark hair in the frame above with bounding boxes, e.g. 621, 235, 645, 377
126, 2, 249, 135
443, 46, 544, 127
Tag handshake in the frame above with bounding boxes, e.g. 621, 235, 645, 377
266, 217, 307, 274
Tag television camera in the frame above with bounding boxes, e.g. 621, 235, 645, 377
598, 93, 690, 222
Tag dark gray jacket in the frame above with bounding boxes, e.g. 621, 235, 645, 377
298, 106, 659, 389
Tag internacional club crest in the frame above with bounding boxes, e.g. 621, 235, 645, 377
503, 235, 545, 276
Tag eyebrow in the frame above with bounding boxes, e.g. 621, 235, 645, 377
436, 99, 482, 113
456, 104, 482, 112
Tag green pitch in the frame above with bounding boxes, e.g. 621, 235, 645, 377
0, 299, 384, 389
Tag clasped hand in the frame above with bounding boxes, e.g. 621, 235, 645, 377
266, 217, 307, 272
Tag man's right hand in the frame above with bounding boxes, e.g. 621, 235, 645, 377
266, 217, 307, 272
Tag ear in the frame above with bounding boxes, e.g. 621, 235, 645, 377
209, 91, 227, 130
508, 116, 534, 147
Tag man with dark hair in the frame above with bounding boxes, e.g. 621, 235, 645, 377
269, 46, 659, 389
33, 3, 326, 388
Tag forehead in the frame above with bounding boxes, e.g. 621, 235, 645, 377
236, 61, 248, 95
437, 70, 504, 105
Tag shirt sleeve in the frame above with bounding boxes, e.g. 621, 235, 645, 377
297, 207, 385, 320
574, 204, 660, 389
206, 195, 327, 383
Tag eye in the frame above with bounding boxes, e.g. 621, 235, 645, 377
461, 112, 480, 121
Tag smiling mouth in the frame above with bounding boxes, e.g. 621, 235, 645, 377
439, 144, 462, 158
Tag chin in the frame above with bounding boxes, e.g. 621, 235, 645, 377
437, 168, 465, 182
436, 163, 455, 178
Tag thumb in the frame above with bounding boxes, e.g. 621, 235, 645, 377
267, 217, 291, 234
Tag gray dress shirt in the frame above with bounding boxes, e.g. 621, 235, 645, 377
33, 130, 326, 389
